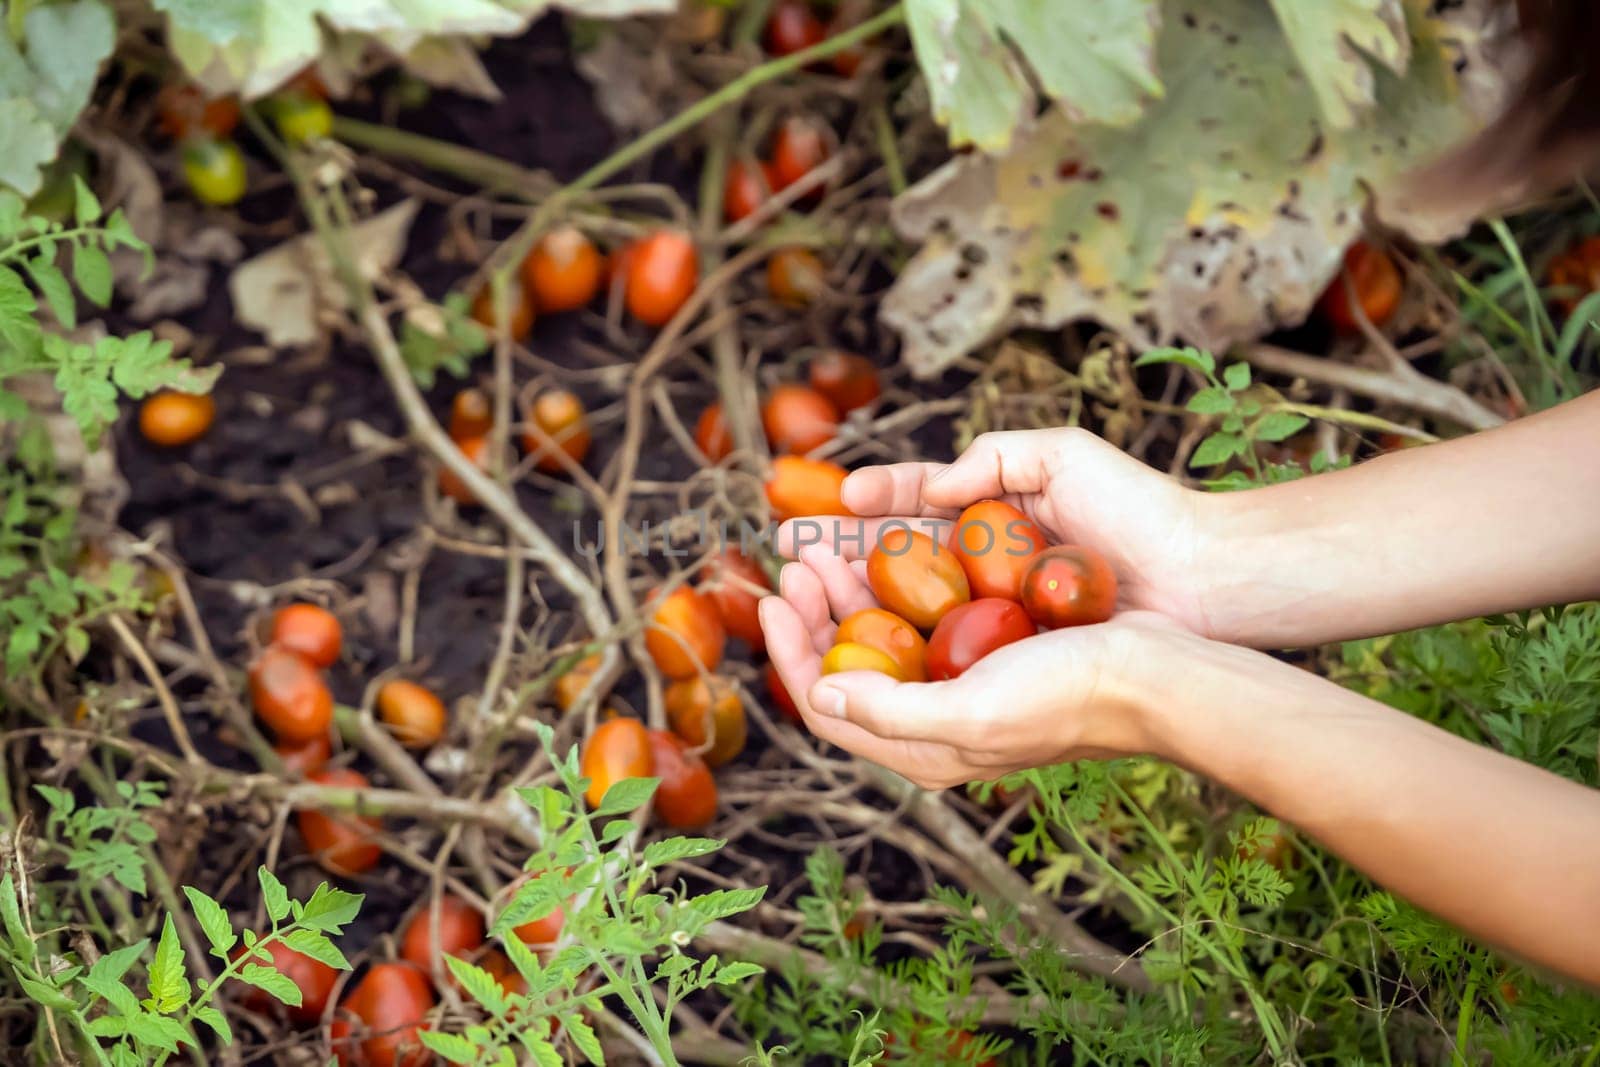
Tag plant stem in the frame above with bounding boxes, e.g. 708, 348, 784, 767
331, 116, 550, 194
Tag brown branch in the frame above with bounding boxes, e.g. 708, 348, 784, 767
1242, 344, 1505, 432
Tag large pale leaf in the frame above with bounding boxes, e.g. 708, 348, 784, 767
0, 0, 116, 195
881, 0, 1511, 376
1268, 1, 1410, 129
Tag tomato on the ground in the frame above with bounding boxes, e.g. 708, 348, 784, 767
765, 455, 849, 520
553, 651, 601, 712
524, 389, 591, 473
866, 528, 971, 630
297, 769, 382, 878
250, 646, 334, 743
470, 282, 535, 341
269, 602, 343, 668
700, 547, 770, 649
695, 402, 734, 462
822, 641, 904, 678
449, 387, 492, 441
951, 500, 1047, 601
476, 948, 528, 997
764, 0, 825, 55
1019, 545, 1118, 629
272, 94, 333, 144
761, 384, 839, 454
331, 961, 434, 1067
926, 598, 1037, 680
665, 674, 748, 767
724, 157, 773, 222
181, 138, 247, 206
835, 607, 927, 682
233, 940, 338, 1022
139, 392, 215, 447
580, 717, 654, 808
646, 729, 718, 829
156, 84, 241, 140
376, 679, 447, 748
438, 434, 491, 506
275, 733, 332, 778
808, 350, 879, 413
398, 894, 485, 971
765, 662, 802, 723
1546, 235, 1600, 313
1316, 240, 1402, 335
524, 226, 603, 312
506, 872, 568, 950
769, 116, 830, 195
624, 230, 699, 326
643, 585, 726, 680
767, 247, 827, 307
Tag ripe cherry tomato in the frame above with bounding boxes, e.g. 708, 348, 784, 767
767, 247, 827, 307
643, 585, 726, 680
438, 434, 491, 506
398, 894, 485, 971
449, 387, 492, 440
764, 0, 825, 56
951, 500, 1047, 601
333, 962, 434, 1067
524, 389, 591, 473
646, 729, 718, 830
298, 769, 381, 878
769, 117, 830, 195
275, 733, 332, 778
269, 603, 343, 669
1546, 235, 1600, 313
250, 646, 334, 744
156, 84, 240, 141
665, 674, 747, 767
808, 350, 879, 413
761, 384, 839, 454
476, 949, 528, 997
376, 680, 447, 749
524, 226, 602, 312
695, 402, 734, 462
765, 662, 802, 723
835, 608, 926, 682
724, 157, 773, 223
553, 651, 601, 712
827, 10, 872, 77
233, 940, 338, 1022
700, 547, 770, 649
822, 641, 903, 678
506, 872, 567, 950
182, 138, 247, 206
1317, 240, 1402, 335
139, 391, 215, 447
625, 230, 698, 327
470, 283, 534, 341
926, 598, 1036, 680
272, 94, 334, 145
1019, 545, 1118, 629
765, 455, 848, 520
866, 528, 970, 631
580, 717, 654, 808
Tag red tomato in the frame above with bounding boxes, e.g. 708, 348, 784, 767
701, 547, 770, 649
821, 641, 902, 678
334, 962, 434, 1067
761, 384, 839, 454
250, 647, 334, 744
156, 84, 240, 140
665, 674, 747, 767
724, 157, 772, 223
506, 872, 568, 951
1316, 240, 1402, 335
524, 389, 591, 473
139, 392, 215, 447
766, 247, 827, 307
477, 949, 527, 998
1019, 545, 1118, 629
553, 652, 601, 712
438, 434, 490, 506
926, 598, 1036, 680
449, 387, 492, 440
646, 729, 718, 830
951, 500, 1047, 601
398, 895, 485, 971
523, 226, 602, 312
297, 769, 382, 877
376, 680, 447, 749
866, 528, 971, 630
808, 350, 879, 413
1547, 235, 1600, 314
643, 586, 726, 680
827, 10, 872, 77
580, 717, 654, 808
695, 402, 734, 462
233, 940, 338, 1023
765, 662, 802, 723
770, 117, 830, 195
275, 733, 332, 778
470, 283, 534, 341
764, 0, 825, 56
835, 608, 927, 682
269, 603, 343, 669
765, 455, 848, 520
625, 230, 699, 327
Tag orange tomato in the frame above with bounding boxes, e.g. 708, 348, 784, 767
700, 547, 770, 649
477, 949, 527, 998
643, 586, 726, 680
523, 389, 591, 473
1019, 545, 1118, 629
767, 247, 827, 307
250, 647, 334, 744
139, 392, 215, 447
1546, 235, 1600, 314
866, 528, 971, 630
156, 84, 240, 140
770, 116, 830, 195
580, 717, 654, 808
449, 387, 492, 440
398, 894, 485, 971
333, 962, 434, 1067
765, 455, 848, 520
665, 674, 747, 767
925, 598, 1036, 680
761, 384, 839, 454
951, 500, 1046, 601
646, 730, 718, 830
275, 733, 332, 778
764, 0, 825, 56
269, 602, 343, 669
835, 608, 926, 682
470, 283, 534, 341
1316, 240, 1402, 335
765, 662, 803, 724
297, 769, 382, 878
695, 401, 734, 462
233, 941, 338, 1023
724, 157, 773, 222
376, 680, 447, 749
439, 434, 490, 506
821, 641, 902, 678
553, 651, 601, 712
808, 350, 879, 413
625, 230, 698, 327
523, 226, 602, 312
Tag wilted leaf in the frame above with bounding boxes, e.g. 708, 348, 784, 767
1267, 0, 1409, 129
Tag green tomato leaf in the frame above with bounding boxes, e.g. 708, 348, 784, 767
181, 886, 236, 958
237, 962, 302, 1007
281, 927, 349, 970
258, 866, 290, 924
1253, 411, 1312, 443
1185, 386, 1233, 416
1222, 362, 1251, 392
147, 914, 191, 1014
444, 956, 508, 1017
0, 875, 32, 963
1189, 433, 1247, 468
299, 883, 363, 933
16, 971, 77, 1011
594, 776, 658, 817
192, 1004, 232, 1045
418, 1030, 480, 1064
641, 837, 722, 868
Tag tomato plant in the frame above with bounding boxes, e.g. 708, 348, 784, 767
835, 607, 927, 682
181, 138, 247, 206
448, 387, 492, 440
724, 157, 774, 222
331, 962, 434, 1067
926, 598, 1037, 680
524, 388, 591, 472
763, 0, 825, 55
470, 282, 535, 341
524, 226, 602, 312
761, 384, 839, 454
665, 674, 747, 767
476, 949, 528, 998
625, 230, 698, 326
808, 350, 880, 413
646, 729, 718, 830
398, 894, 485, 971
769, 116, 830, 195
506, 872, 567, 950
376, 679, 447, 749
553, 651, 601, 712
438, 434, 491, 506
580, 716, 654, 808
643, 585, 726, 680
234, 941, 338, 1023
701, 547, 770, 649
866, 528, 971, 630
249, 646, 334, 744
952, 499, 1047, 601
1019, 545, 1118, 629
695, 402, 734, 462
765, 662, 802, 723
269, 602, 343, 669
1316, 240, 1402, 335
298, 769, 382, 877
767, 247, 827, 307
275, 733, 332, 777
138, 391, 215, 447
156, 84, 240, 140
765, 455, 849, 520
821, 641, 903, 678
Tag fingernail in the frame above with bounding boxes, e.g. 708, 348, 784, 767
811, 684, 846, 718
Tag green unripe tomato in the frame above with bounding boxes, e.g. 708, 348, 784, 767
181, 138, 247, 206
272, 94, 334, 145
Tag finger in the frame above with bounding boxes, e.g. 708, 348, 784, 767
922, 429, 1079, 509
799, 544, 878, 620
806, 671, 975, 745
776, 562, 836, 654
799, 709, 972, 790
759, 596, 825, 704
777, 515, 957, 562
842, 464, 962, 519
